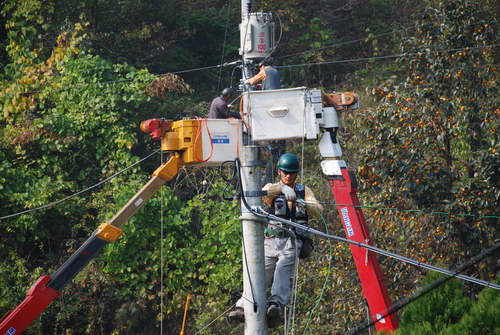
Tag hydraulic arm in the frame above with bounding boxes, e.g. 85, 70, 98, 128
327, 170, 399, 331
320, 95, 399, 331
1, 117, 242, 334
0, 157, 180, 335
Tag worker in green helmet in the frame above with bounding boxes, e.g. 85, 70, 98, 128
229, 153, 323, 328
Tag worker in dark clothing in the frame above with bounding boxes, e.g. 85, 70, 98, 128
208, 88, 241, 119
245, 61, 281, 90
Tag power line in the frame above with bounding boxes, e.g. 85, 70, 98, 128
274, 7, 498, 62
3, 26, 414, 98
216, 0, 233, 95
3, 43, 496, 100
193, 302, 237, 335
319, 202, 500, 220
1, 78, 136, 98
2, 5, 497, 100
252, 209, 500, 290
345, 241, 500, 335
275, 26, 416, 61
0, 64, 225, 99
276, 44, 500, 69
171, 63, 230, 75
0, 149, 160, 221
234, 158, 499, 290
8, 24, 407, 99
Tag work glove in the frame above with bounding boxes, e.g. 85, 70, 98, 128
295, 198, 307, 208
280, 185, 296, 201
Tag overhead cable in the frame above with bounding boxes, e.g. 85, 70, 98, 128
0, 149, 160, 221
193, 302, 237, 335
264, 211, 500, 290
320, 202, 500, 220
275, 26, 416, 61
2, 78, 135, 98
275, 7, 498, 62
276, 44, 500, 69
3, 41, 496, 100
345, 241, 500, 335
216, 0, 233, 95
3, 24, 406, 98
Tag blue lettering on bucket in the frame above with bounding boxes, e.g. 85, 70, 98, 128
212, 133, 230, 144
341, 207, 355, 237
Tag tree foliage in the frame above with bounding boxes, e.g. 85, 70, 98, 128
350, 0, 498, 302
391, 273, 500, 335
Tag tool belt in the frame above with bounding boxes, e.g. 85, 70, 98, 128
264, 224, 313, 259
264, 226, 292, 238
264, 228, 291, 238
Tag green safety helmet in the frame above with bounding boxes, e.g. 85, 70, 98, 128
277, 153, 299, 173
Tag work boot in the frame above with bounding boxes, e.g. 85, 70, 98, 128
266, 303, 283, 328
228, 307, 244, 323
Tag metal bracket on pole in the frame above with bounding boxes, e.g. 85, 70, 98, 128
244, 190, 268, 197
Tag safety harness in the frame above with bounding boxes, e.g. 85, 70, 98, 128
265, 183, 309, 238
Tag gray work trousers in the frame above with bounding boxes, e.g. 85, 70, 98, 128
236, 236, 302, 309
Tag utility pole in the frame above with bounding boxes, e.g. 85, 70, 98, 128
240, 0, 254, 83
239, 0, 272, 333
239, 146, 267, 334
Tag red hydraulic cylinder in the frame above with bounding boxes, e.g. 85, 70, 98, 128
0, 276, 60, 335
328, 168, 398, 332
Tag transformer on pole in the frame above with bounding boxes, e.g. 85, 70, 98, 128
240, 1, 275, 86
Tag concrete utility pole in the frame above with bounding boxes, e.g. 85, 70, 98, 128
240, 0, 254, 82
239, 0, 268, 333
239, 147, 267, 334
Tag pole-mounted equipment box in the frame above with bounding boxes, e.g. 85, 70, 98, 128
240, 13, 275, 60
161, 119, 243, 166
242, 87, 322, 142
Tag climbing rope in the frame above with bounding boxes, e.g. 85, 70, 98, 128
301, 207, 333, 334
